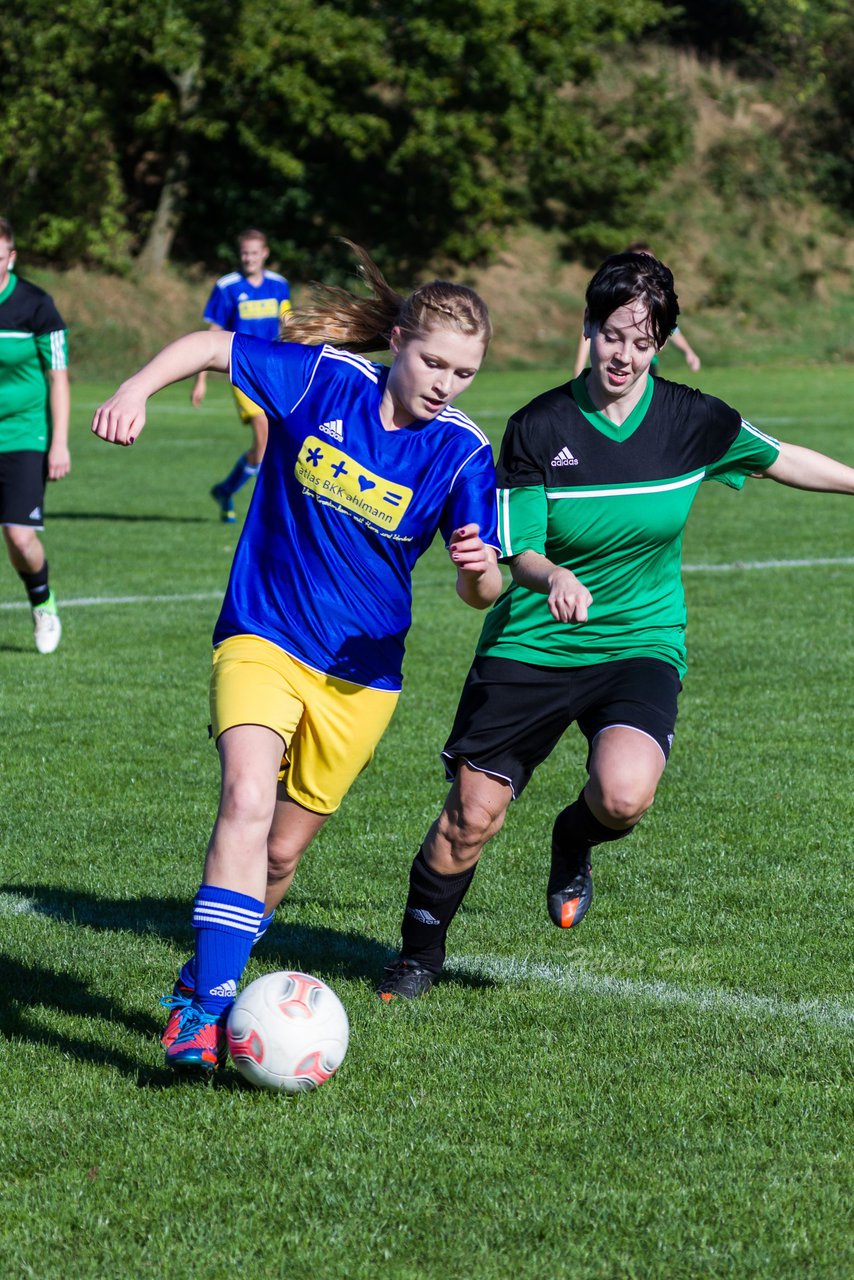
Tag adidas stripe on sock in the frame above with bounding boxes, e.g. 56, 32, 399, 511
192, 885, 264, 1015
399, 847, 476, 973
177, 909, 275, 994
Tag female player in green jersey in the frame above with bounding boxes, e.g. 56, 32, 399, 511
379, 249, 854, 1000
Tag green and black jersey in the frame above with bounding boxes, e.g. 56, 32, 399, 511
0, 273, 68, 453
479, 374, 780, 677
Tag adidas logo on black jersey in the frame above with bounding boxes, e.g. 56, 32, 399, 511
318, 418, 344, 441
551, 446, 578, 466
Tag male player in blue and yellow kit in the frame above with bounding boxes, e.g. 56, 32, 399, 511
92, 243, 503, 1071
192, 228, 291, 522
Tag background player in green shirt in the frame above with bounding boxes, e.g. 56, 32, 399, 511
379, 249, 854, 1000
0, 218, 69, 653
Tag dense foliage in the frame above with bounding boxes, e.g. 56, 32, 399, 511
0, 1, 849, 276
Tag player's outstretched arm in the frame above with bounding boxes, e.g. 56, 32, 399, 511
761, 442, 854, 493
508, 549, 592, 623
449, 524, 503, 609
92, 330, 233, 446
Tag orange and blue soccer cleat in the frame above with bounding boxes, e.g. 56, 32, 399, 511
160, 980, 195, 1050
164, 1000, 229, 1072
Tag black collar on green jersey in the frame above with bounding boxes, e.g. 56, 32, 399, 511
570, 371, 655, 442
0, 272, 17, 307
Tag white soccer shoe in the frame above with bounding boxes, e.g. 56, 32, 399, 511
32, 594, 62, 654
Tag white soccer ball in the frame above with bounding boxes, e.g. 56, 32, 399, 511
226, 970, 349, 1093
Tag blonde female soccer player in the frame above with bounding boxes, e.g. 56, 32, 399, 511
92, 244, 503, 1069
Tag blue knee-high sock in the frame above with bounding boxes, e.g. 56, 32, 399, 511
177, 909, 276, 991
217, 453, 260, 498
192, 885, 265, 1016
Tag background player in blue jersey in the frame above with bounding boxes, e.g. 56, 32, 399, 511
191, 228, 291, 522
92, 243, 503, 1071
378, 250, 854, 1000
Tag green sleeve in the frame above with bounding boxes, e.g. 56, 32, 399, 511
705, 421, 780, 490
34, 330, 69, 372
498, 484, 547, 558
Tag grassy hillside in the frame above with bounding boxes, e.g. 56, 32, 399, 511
25, 51, 853, 379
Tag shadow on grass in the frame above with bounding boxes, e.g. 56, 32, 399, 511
1, 884, 496, 1082
1, 883, 495, 993
0, 953, 160, 1079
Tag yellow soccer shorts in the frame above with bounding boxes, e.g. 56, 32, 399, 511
210, 634, 399, 814
231, 384, 263, 423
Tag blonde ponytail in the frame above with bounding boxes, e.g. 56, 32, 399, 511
281, 241, 491, 352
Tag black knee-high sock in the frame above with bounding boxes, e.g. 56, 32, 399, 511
550, 791, 635, 882
399, 846, 476, 973
19, 561, 50, 607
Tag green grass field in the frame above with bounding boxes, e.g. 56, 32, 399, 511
1, 365, 851, 1279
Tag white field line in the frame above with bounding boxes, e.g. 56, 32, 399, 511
0, 590, 223, 611
3, 892, 851, 1033
1, 557, 852, 613
682, 556, 854, 572
446, 953, 854, 1033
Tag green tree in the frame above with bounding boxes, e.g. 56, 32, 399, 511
2, 0, 677, 275
0, 2, 131, 264
190, 0, 672, 272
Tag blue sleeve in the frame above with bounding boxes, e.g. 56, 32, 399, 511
439, 442, 500, 551
230, 335, 322, 420
203, 283, 231, 328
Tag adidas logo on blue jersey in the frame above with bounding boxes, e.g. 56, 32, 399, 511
318, 418, 344, 441
551, 446, 578, 466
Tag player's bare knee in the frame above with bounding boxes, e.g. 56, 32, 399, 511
4, 525, 38, 558
438, 798, 504, 858
597, 783, 655, 827
266, 836, 300, 882
218, 773, 275, 827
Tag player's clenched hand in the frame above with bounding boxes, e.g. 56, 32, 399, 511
449, 523, 493, 575
547, 566, 592, 623
47, 443, 71, 480
91, 388, 147, 446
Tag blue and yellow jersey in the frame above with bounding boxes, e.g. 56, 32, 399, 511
203, 270, 291, 341
214, 336, 500, 691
